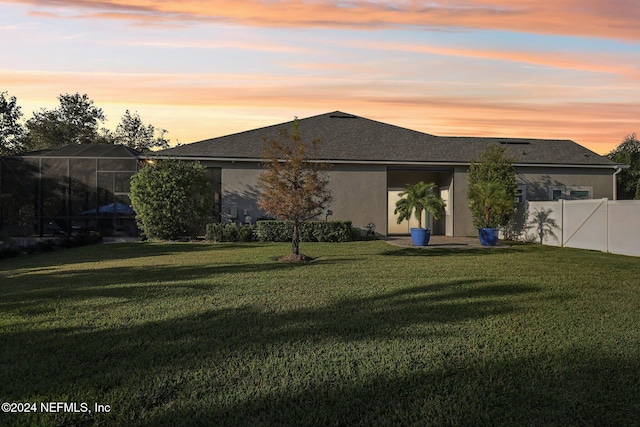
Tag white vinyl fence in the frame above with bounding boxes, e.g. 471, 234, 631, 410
522, 199, 640, 257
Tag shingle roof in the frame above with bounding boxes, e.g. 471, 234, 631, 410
15, 144, 140, 158
157, 111, 616, 167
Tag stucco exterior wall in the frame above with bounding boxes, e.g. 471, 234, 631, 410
452, 167, 475, 237
213, 162, 387, 234
208, 160, 616, 239
219, 163, 264, 224
516, 167, 615, 201
326, 164, 387, 235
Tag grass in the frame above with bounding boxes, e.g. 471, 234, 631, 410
1, 240, 640, 426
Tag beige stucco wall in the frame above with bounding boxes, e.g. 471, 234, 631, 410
219, 163, 264, 224
516, 167, 615, 201
452, 167, 475, 236
213, 162, 387, 234
325, 164, 387, 235
205, 160, 616, 238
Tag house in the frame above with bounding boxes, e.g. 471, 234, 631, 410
155, 111, 623, 237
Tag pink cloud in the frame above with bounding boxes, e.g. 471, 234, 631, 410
362, 41, 640, 80
3, 0, 639, 41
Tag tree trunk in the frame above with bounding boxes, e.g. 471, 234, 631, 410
292, 220, 300, 255
484, 206, 491, 228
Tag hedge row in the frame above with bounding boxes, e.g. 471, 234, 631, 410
205, 223, 253, 242
256, 220, 353, 242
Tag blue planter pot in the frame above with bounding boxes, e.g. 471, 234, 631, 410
478, 228, 499, 246
410, 228, 431, 246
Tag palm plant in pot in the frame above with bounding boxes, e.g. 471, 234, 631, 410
466, 145, 517, 246
467, 180, 515, 246
394, 181, 446, 246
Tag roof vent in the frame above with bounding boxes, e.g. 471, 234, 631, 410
329, 113, 357, 119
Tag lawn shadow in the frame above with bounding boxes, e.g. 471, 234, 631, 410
381, 246, 509, 257
2, 279, 541, 400
142, 347, 640, 426
0, 257, 352, 318
0, 242, 265, 271
4, 246, 637, 426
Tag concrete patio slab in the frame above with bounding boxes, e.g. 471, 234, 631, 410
384, 235, 510, 249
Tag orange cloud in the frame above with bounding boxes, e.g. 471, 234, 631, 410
353, 41, 640, 81
4, 0, 640, 41
2, 68, 633, 154
119, 38, 314, 54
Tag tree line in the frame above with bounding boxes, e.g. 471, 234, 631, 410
0, 91, 170, 155
607, 133, 640, 200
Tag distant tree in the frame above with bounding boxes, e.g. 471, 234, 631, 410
130, 160, 213, 240
0, 91, 26, 155
25, 93, 106, 150
607, 133, 640, 200
114, 110, 170, 152
7, 92, 171, 153
258, 120, 331, 259
467, 145, 517, 229
96, 127, 117, 145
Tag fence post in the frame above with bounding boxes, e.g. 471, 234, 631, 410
560, 199, 564, 247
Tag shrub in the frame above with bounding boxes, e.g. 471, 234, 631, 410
205, 223, 224, 242
222, 224, 239, 242
255, 221, 291, 242
205, 223, 254, 242
0, 247, 20, 260
0, 234, 102, 259
238, 226, 254, 242
256, 220, 352, 242
350, 226, 364, 241
62, 233, 103, 248
130, 160, 213, 240
467, 146, 517, 229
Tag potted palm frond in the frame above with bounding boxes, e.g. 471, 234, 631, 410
467, 180, 514, 246
394, 181, 446, 246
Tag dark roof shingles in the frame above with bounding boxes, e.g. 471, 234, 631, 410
157, 111, 615, 166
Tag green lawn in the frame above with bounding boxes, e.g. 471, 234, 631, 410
1, 240, 639, 426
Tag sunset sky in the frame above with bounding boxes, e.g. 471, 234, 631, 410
1, 0, 639, 154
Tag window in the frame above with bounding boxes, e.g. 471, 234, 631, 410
515, 184, 527, 204
568, 188, 591, 200
550, 186, 565, 201
549, 186, 592, 200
